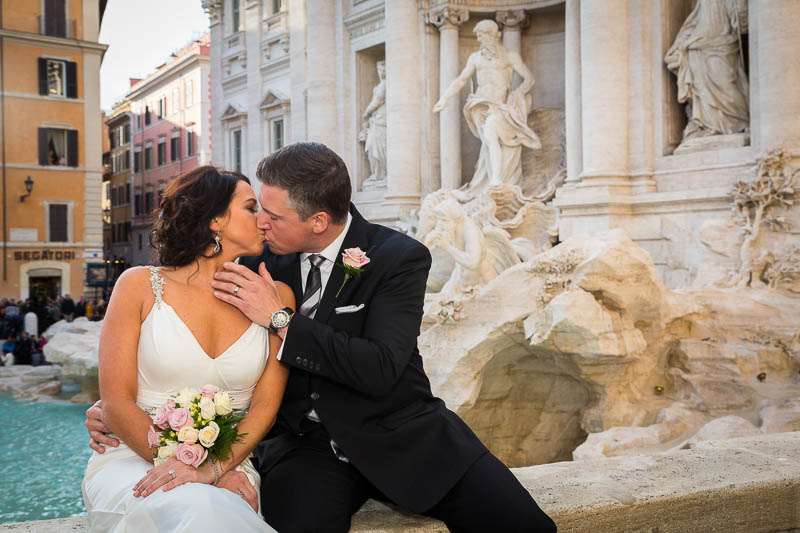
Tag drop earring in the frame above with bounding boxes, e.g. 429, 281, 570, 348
213, 232, 221, 254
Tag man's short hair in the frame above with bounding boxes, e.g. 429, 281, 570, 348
474, 19, 500, 35
256, 142, 352, 224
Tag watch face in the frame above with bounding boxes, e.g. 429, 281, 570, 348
271, 309, 290, 329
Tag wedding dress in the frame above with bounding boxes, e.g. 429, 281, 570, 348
82, 267, 276, 532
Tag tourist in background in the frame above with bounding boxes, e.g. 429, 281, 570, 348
1, 335, 15, 366
85, 299, 95, 320
75, 297, 87, 318
61, 294, 76, 322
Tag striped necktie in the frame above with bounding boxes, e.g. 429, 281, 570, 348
298, 254, 324, 318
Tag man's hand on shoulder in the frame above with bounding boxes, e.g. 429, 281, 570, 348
85, 400, 119, 453
211, 261, 286, 328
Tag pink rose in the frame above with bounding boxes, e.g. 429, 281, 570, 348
153, 403, 174, 429
175, 443, 208, 468
168, 407, 193, 431
342, 247, 370, 269
147, 425, 161, 448
200, 384, 222, 398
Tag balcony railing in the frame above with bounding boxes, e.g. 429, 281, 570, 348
38, 15, 77, 39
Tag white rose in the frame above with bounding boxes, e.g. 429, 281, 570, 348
153, 456, 166, 467
176, 387, 198, 408
177, 426, 199, 443
198, 421, 220, 448
199, 396, 216, 420
157, 440, 177, 459
214, 392, 232, 416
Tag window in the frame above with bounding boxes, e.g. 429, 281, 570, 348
172, 88, 179, 113
125, 222, 132, 242
124, 149, 130, 170
136, 115, 141, 130
231, 0, 240, 33
38, 58, 77, 98
48, 204, 68, 242
170, 135, 180, 162
134, 193, 142, 215
157, 138, 166, 166
157, 97, 166, 119
111, 187, 118, 206
145, 191, 154, 214
145, 106, 151, 126
124, 124, 131, 144
134, 148, 142, 173
38, 128, 77, 167
111, 224, 117, 243
185, 80, 194, 108
145, 142, 153, 170
126, 184, 131, 204
232, 129, 242, 172
186, 131, 195, 156
138, 234, 143, 250
271, 119, 284, 152
43, 0, 67, 37
272, 0, 283, 15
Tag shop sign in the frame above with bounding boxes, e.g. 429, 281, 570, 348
13, 250, 77, 261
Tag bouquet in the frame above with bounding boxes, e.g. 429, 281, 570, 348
147, 385, 245, 467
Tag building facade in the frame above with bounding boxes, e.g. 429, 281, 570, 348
105, 100, 132, 276
127, 36, 212, 266
202, 0, 800, 290
0, 0, 108, 299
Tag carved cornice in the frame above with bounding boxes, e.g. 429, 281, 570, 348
202, 0, 223, 26
422, 0, 563, 14
496, 9, 528, 30
426, 6, 469, 29
344, 5, 386, 40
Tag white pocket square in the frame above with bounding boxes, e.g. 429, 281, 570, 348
334, 304, 365, 314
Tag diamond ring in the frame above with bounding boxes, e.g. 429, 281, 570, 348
168, 469, 176, 480
233, 285, 240, 295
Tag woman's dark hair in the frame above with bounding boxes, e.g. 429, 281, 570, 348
255, 142, 351, 224
150, 166, 250, 267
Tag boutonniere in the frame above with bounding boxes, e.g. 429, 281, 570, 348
335, 246, 375, 298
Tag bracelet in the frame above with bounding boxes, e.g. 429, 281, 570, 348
209, 455, 220, 486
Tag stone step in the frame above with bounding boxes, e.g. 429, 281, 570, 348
2, 432, 798, 532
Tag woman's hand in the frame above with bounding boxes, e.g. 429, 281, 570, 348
216, 471, 258, 512
132, 457, 215, 498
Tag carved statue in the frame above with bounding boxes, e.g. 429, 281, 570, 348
433, 20, 541, 195
665, 0, 749, 142
422, 195, 520, 297
358, 60, 387, 188
725, 147, 799, 288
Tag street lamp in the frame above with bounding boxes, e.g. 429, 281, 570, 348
20, 176, 34, 202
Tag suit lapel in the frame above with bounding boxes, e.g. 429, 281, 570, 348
314, 205, 371, 324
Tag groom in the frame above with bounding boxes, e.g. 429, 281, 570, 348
88, 142, 555, 532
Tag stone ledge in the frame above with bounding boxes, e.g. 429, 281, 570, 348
3, 432, 798, 532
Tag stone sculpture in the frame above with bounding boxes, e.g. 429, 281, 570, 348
665, 0, 749, 145
358, 60, 387, 188
433, 19, 541, 195
724, 147, 799, 288
421, 193, 519, 299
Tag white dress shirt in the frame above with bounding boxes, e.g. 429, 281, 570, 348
275, 212, 352, 362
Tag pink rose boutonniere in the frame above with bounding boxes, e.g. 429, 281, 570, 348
336, 246, 375, 297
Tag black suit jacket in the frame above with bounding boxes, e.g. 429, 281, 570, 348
241, 205, 486, 512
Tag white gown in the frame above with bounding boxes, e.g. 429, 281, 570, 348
82, 267, 276, 532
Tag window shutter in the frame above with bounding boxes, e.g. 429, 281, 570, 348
38, 58, 48, 95
38, 128, 49, 165
49, 204, 68, 242
66, 61, 77, 98
67, 129, 79, 167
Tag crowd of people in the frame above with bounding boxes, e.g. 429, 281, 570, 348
0, 294, 106, 367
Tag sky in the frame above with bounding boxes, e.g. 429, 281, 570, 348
98, 0, 211, 112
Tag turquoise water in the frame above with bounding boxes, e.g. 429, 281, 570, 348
0, 394, 92, 524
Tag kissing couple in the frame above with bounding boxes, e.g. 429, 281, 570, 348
82, 142, 556, 532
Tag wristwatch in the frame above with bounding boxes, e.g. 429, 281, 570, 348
268, 307, 294, 334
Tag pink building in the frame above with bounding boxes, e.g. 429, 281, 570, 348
127, 35, 211, 266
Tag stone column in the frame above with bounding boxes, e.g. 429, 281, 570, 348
427, 7, 469, 190
577, 0, 629, 189
305, 0, 338, 148
754, 0, 800, 150
564, 0, 582, 184
287, 0, 306, 142
203, 0, 224, 165
496, 10, 527, 55
384, 0, 423, 211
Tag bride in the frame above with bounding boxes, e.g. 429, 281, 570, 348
82, 166, 294, 532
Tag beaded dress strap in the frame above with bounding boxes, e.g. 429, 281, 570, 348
147, 266, 166, 309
